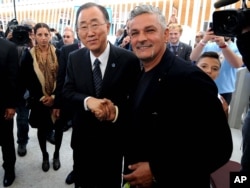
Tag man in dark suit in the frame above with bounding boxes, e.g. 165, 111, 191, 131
55, 38, 78, 50
122, 4, 233, 188
0, 38, 19, 187
56, 43, 81, 102
54, 26, 79, 50
55, 42, 81, 185
63, 2, 141, 188
167, 23, 192, 62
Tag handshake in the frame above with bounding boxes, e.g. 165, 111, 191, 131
87, 97, 118, 122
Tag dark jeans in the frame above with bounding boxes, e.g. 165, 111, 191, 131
16, 99, 29, 145
241, 107, 250, 173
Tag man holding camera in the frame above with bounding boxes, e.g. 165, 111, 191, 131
5, 18, 34, 157
190, 27, 243, 108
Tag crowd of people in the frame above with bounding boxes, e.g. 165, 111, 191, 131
1, 1, 250, 188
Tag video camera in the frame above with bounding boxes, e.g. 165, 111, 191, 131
8, 18, 32, 46
212, 0, 250, 37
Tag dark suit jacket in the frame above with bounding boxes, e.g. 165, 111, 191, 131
167, 41, 192, 62
124, 49, 233, 188
55, 38, 79, 50
54, 43, 79, 107
0, 38, 18, 163
63, 42, 141, 185
0, 39, 19, 110
63, 42, 141, 140
53, 43, 80, 125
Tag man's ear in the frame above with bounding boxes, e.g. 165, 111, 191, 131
106, 22, 111, 33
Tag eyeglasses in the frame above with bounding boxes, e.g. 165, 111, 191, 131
63, 35, 71, 38
79, 23, 106, 32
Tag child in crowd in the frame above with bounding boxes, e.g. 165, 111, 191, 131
195, 51, 229, 118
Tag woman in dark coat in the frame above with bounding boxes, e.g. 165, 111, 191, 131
19, 22, 63, 172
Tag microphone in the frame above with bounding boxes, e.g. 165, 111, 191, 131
214, 0, 239, 8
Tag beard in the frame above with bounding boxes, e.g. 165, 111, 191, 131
134, 46, 155, 62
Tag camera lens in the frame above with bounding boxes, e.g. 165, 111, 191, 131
12, 25, 30, 45
213, 10, 241, 37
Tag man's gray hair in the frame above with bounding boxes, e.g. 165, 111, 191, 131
20, 19, 36, 28
129, 4, 167, 30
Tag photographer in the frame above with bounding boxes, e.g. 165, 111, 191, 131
190, 27, 243, 106
5, 18, 36, 157
20, 19, 36, 48
5, 19, 35, 57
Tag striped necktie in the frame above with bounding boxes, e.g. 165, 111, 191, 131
93, 59, 103, 97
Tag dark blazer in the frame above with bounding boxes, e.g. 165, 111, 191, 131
19, 46, 61, 128
63, 42, 141, 186
0, 39, 19, 109
0, 38, 18, 172
124, 49, 233, 188
54, 43, 79, 107
53, 43, 80, 126
167, 41, 192, 62
55, 38, 79, 50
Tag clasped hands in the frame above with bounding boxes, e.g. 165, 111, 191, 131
87, 97, 116, 121
40, 95, 54, 107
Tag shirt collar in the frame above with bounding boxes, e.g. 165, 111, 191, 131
90, 42, 110, 67
170, 42, 179, 47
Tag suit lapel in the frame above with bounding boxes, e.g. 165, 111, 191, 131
101, 44, 118, 89
77, 48, 96, 94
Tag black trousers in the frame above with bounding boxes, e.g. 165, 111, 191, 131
72, 137, 123, 188
0, 110, 16, 171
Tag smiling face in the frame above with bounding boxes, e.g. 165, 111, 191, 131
129, 13, 168, 70
169, 29, 181, 44
77, 6, 110, 57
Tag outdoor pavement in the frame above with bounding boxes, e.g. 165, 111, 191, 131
0, 115, 74, 188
